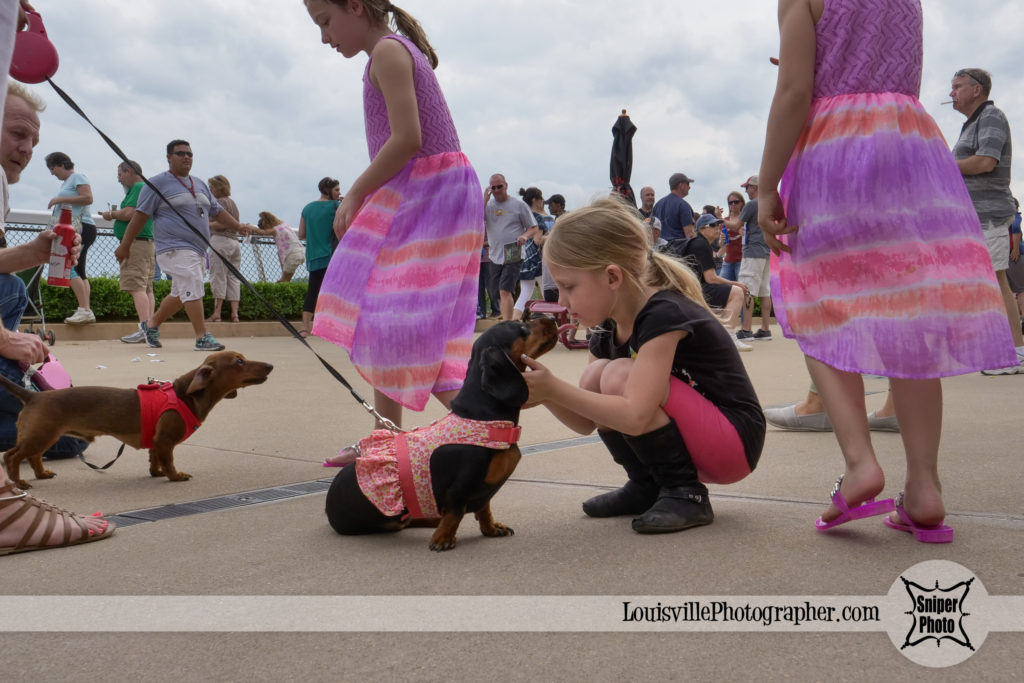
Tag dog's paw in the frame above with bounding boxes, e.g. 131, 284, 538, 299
15, 479, 31, 490
481, 522, 515, 538
428, 533, 457, 552
38, 469, 56, 480
149, 468, 163, 477
167, 471, 192, 482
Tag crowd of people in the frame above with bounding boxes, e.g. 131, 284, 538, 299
1, 0, 1022, 555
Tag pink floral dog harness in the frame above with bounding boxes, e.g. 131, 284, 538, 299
354, 413, 521, 519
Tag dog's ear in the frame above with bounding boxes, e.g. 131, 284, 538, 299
480, 346, 528, 406
186, 365, 213, 395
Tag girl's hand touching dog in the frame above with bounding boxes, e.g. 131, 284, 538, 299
520, 354, 555, 404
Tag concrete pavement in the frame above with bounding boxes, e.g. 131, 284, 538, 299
1, 322, 1020, 681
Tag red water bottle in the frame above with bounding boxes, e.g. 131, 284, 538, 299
46, 205, 75, 287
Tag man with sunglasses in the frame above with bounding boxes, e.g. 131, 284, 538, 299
483, 173, 538, 321
950, 68, 1024, 375
115, 139, 254, 351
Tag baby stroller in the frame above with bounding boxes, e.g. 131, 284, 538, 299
17, 265, 55, 346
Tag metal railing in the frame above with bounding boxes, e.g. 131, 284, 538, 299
3, 209, 309, 283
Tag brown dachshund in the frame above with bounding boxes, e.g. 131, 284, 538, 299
0, 351, 272, 489
325, 317, 558, 551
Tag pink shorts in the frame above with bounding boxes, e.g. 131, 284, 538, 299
663, 376, 751, 485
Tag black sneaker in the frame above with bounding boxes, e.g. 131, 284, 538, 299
753, 329, 773, 341
735, 330, 754, 341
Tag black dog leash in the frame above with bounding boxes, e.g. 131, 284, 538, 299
43, 79, 404, 471
45, 79, 401, 432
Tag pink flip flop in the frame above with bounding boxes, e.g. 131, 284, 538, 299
882, 492, 953, 543
814, 475, 894, 531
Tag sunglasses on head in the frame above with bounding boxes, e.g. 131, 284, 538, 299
490, 184, 505, 191
171, 151, 194, 158
955, 69, 988, 89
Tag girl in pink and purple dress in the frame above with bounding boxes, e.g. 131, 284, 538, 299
304, 0, 483, 465
758, 0, 1016, 543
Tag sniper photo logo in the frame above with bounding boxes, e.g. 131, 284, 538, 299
898, 576, 973, 651
886, 560, 988, 667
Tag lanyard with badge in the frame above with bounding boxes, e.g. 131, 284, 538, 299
174, 175, 205, 218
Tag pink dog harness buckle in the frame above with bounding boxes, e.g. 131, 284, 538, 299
355, 413, 521, 519
137, 382, 202, 449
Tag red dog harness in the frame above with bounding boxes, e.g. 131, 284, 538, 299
137, 382, 202, 449
354, 413, 521, 519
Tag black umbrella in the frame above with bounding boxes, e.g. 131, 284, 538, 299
610, 109, 637, 207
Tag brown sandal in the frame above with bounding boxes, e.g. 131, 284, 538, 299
0, 480, 116, 556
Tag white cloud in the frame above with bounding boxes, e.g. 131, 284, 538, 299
8, 0, 1024, 226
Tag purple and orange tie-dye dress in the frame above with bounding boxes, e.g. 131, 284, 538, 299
313, 35, 483, 410
772, 0, 1016, 377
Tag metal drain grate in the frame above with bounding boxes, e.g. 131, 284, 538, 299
104, 435, 600, 528
106, 478, 334, 528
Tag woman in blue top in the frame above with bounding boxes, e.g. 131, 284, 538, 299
45, 152, 95, 325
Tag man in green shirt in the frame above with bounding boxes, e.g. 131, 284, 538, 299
100, 160, 154, 343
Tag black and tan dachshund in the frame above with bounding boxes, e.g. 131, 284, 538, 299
325, 317, 558, 551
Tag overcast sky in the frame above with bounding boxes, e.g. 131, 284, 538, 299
9, 0, 1024, 225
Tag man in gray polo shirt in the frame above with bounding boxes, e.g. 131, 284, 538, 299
951, 68, 1024, 374
484, 173, 537, 321
115, 139, 253, 351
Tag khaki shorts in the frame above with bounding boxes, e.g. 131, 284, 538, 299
738, 256, 771, 298
981, 217, 1012, 273
156, 248, 205, 302
282, 247, 305, 276
119, 239, 155, 293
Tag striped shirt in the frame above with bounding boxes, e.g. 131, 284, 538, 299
953, 101, 1015, 222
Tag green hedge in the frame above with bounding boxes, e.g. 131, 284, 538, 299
36, 276, 308, 321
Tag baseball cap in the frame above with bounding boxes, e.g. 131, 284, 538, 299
669, 172, 695, 189
696, 213, 724, 230
741, 174, 759, 188
545, 194, 565, 206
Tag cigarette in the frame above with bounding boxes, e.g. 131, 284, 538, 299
941, 100, 954, 105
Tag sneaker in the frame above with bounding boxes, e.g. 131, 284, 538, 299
195, 333, 225, 351
141, 321, 162, 349
64, 307, 96, 325
752, 329, 773, 341
733, 335, 753, 352
981, 362, 1024, 376
121, 325, 146, 344
763, 404, 832, 431
735, 329, 754, 341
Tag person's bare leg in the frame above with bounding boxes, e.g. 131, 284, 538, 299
324, 389, 404, 466
150, 293, 182, 328
996, 271, 1024, 346
760, 296, 773, 332
874, 389, 896, 418
806, 356, 885, 523
206, 297, 223, 322
130, 290, 152, 322
793, 386, 825, 416
302, 310, 314, 335
182, 298, 208, 339
741, 293, 754, 333
229, 299, 240, 322
889, 378, 946, 527
69, 277, 91, 311
724, 286, 743, 330
499, 290, 515, 321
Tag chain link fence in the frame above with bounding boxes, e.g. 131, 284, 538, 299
3, 213, 309, 284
